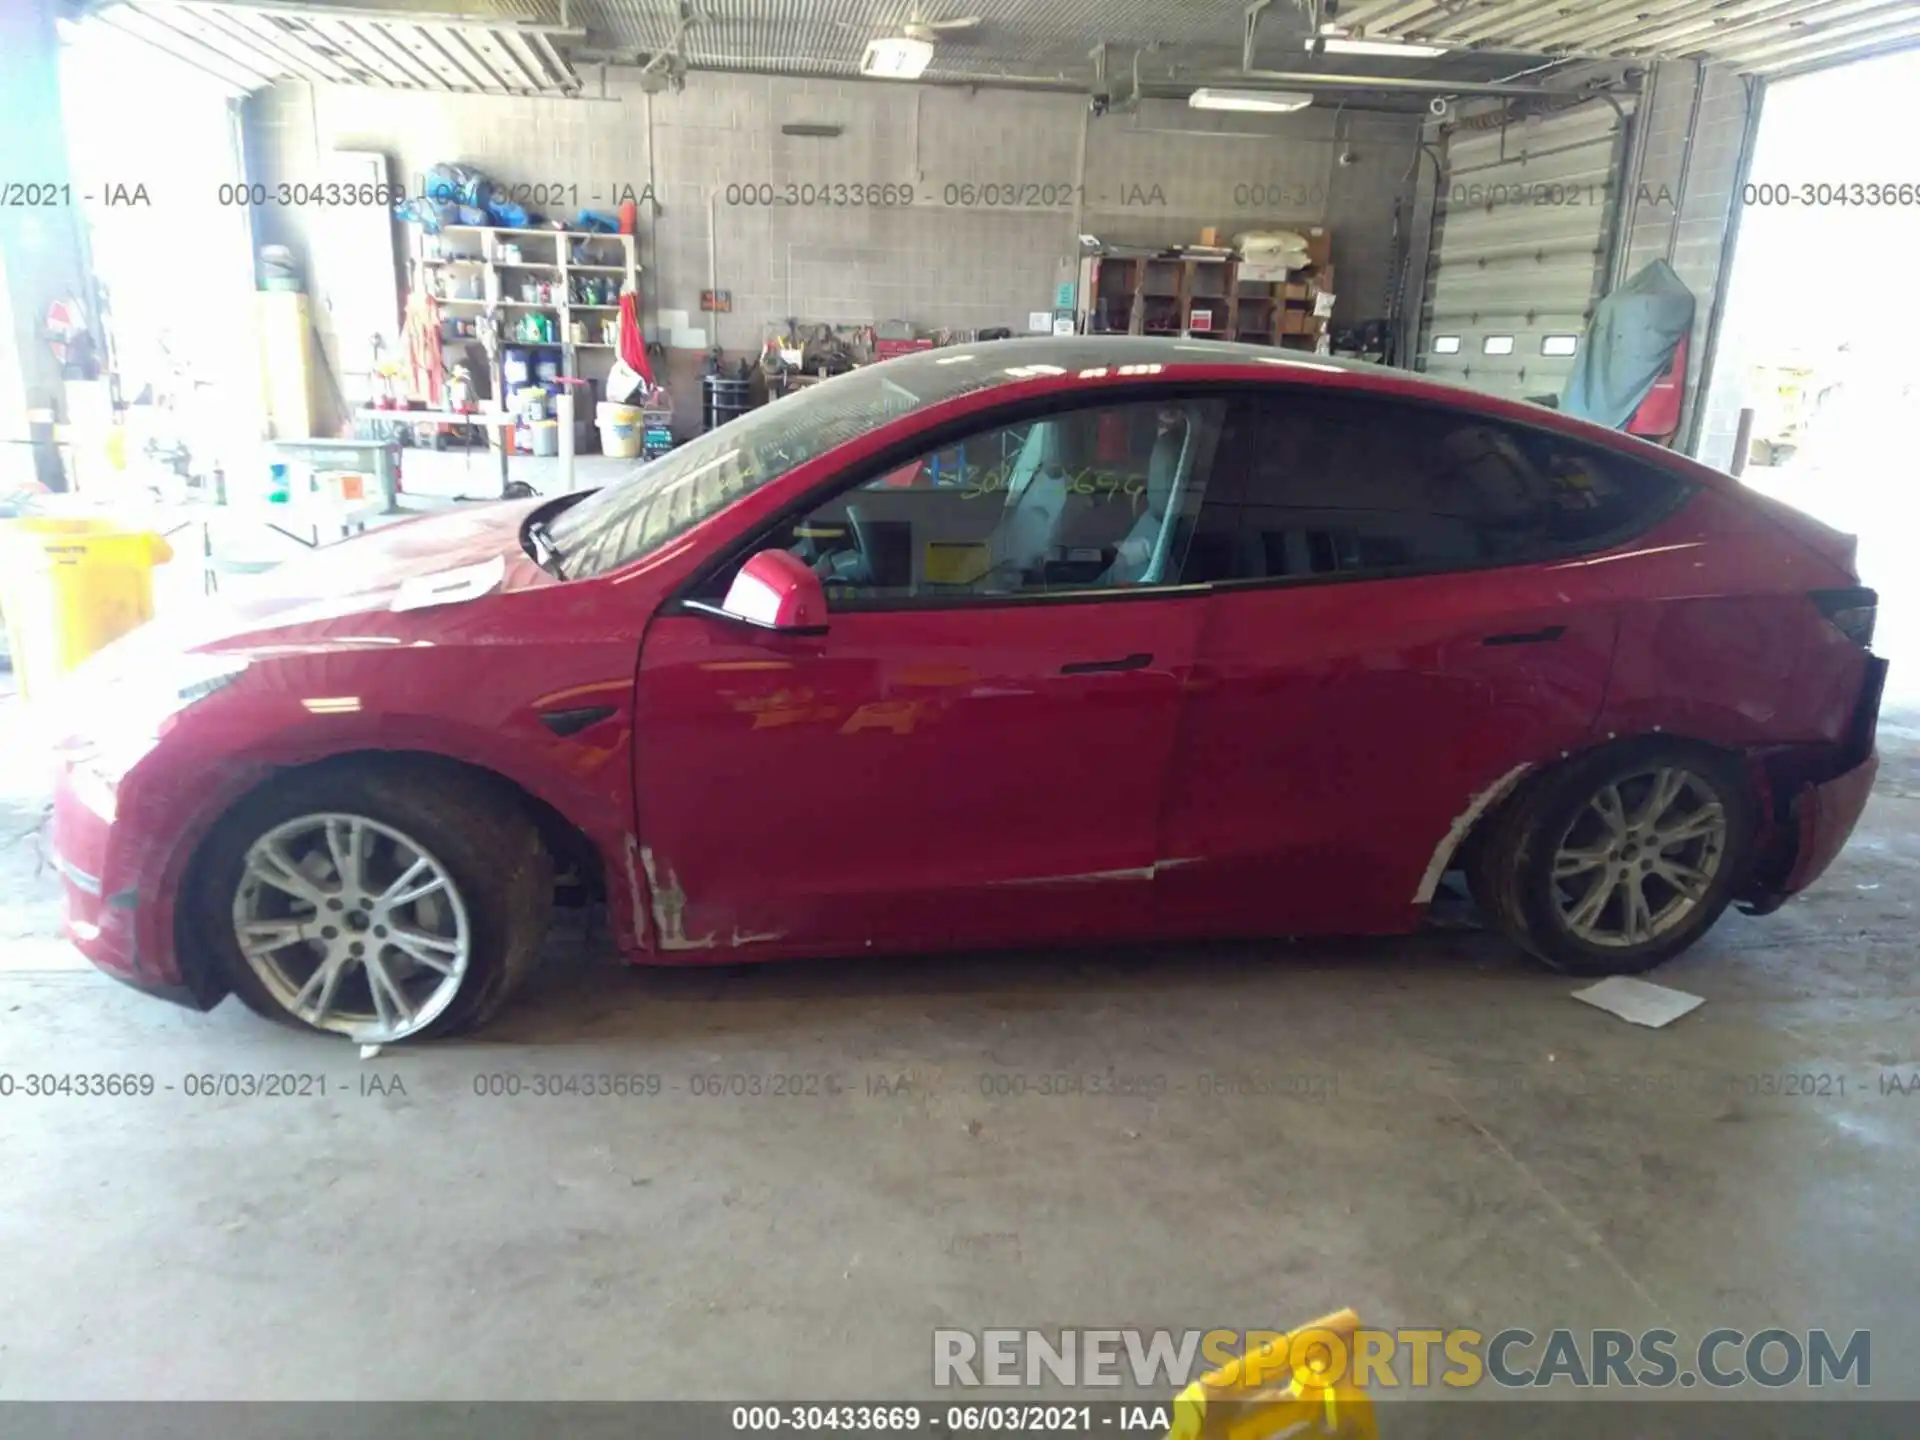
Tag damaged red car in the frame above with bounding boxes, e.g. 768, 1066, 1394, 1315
49, 337, 1885, 1043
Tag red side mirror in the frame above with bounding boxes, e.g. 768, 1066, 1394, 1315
716, 548, 830, 634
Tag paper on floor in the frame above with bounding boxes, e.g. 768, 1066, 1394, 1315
1571, 975, 1704, 1029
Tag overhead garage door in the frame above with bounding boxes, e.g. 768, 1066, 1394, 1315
1419, 100, 1634, 403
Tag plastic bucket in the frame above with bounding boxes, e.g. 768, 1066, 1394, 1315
598, 420, 642, 460
0, 517, 173, 703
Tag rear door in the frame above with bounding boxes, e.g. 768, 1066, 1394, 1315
633, 393, 1231, 956
1154, 391, 1664, 938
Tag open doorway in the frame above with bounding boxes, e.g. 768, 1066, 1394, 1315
1704, 53, 1920, 701
57, 17, 262, 496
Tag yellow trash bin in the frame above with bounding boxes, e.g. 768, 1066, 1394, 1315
0, 517, 173, 703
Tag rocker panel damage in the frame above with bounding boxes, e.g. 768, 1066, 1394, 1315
634, 842, 785, 952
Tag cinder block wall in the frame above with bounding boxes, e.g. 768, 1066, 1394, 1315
243, 71, 1419, 430
1614, 60, 1756, 467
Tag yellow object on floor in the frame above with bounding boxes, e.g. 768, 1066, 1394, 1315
1167, 1310, 1380, 1440
0, 517, 172, 702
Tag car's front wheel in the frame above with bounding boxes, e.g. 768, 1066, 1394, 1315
194, 763, 550, 1042
1473, 741, 1757, 976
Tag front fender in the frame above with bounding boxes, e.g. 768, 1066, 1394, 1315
120, 684, 642, 977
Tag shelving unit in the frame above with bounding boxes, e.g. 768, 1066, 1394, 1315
1081, 236, 1335, 353
404, 223, 639, 418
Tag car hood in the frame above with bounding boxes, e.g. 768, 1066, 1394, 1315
151, 498, 550, 657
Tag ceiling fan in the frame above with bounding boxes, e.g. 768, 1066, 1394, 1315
899, 11, 985, 42
855, 8, 984, 78
836, 9, 986, 42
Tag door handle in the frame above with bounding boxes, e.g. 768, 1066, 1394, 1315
1481, 625, 1566, 647
1060, 652, 1153, 675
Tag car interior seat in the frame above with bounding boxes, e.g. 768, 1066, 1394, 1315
1104, 417, 1189, 585
986, 421, 1073, 584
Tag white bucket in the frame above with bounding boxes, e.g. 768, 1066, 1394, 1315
598, 419, 642, 459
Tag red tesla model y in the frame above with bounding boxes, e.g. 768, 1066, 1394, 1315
48, 338, 1884, 1043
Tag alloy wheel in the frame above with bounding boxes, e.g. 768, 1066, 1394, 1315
1549, 765, 1729, 949
231, 812, 472, 1042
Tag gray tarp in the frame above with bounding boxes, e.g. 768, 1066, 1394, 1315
1560, 259, 1696, 429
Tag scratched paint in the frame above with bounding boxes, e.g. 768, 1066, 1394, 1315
730, 926, 786, 946
995, 857, 1200, 886
839, 700, 927, 736
636, 845, 718, 951
1411, 763, 1533, 904
622, 835, 651, 949
733, 687, 841, 730
630, 840, 784, 950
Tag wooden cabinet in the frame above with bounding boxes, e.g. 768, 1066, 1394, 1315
1084, 245, 1334, 352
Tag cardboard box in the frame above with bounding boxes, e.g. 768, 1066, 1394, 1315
1237, 258, 1291, 284
1280, 310, 1322, 336
1198, 226, 1222, 247
1303, 226, 1333, 268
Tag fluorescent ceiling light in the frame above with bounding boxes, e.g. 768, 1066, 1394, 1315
862, 36, 933, 78
1311, 30, 1449, 58
1188, 88, 1314, 113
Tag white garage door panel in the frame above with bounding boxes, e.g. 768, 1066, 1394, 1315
1421, 101, 1632, 402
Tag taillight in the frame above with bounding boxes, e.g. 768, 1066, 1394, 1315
1812, 587, 1877, 648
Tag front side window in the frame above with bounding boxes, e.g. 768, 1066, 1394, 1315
749, 397, 1228, 606
1208, 394, 1688, 581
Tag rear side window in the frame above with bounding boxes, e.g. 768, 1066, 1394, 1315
1204, 394, 1687, 581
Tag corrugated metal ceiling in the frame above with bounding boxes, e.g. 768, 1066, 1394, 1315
1334, 0, 1920, 77
90, 0, 585, 95
88, 0, 1920, 95
101, 0, 1556, 97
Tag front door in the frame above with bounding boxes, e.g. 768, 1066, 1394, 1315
631, 393, 1231, 957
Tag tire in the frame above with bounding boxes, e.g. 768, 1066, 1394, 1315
1474, 740, 1757, 976
193, 760, 551, 1042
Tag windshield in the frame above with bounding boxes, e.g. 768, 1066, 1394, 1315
546, 368, 931, 578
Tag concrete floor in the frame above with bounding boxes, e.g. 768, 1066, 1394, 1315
1, 684, 1916, 1401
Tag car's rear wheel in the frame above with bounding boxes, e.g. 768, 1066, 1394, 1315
1475, 741, 1757, 976
196, 764, 550, 1042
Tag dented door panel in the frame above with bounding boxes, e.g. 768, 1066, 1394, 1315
631, 599, 1202, 959
1154, 566, 1617, 937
